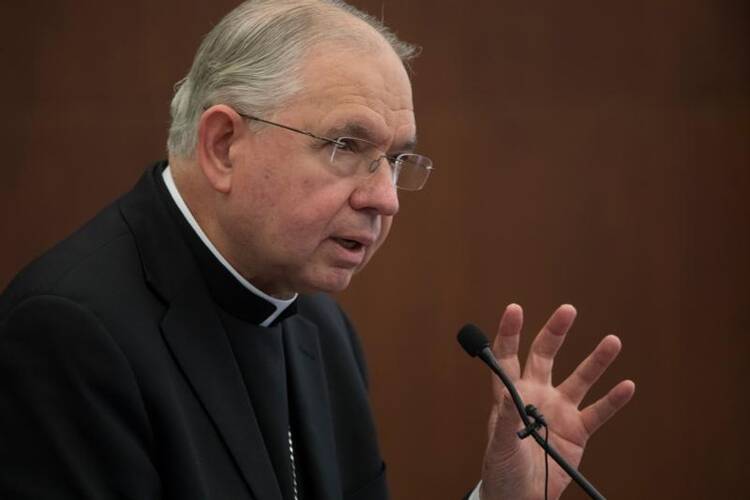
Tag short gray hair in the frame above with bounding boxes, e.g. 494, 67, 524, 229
167, 0, 419, 158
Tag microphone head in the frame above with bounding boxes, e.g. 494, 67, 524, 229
457, 324, 490, 357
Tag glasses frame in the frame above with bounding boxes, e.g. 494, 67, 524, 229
234, 111, 432, 191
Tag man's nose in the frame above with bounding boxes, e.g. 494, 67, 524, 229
350, 158, 400, 216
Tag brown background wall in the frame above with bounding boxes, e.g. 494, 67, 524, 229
1, 1, 748, 498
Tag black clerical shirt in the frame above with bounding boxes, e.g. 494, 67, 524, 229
157, 164, 300, 499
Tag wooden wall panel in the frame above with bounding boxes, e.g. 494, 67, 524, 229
1, 1, 747, 498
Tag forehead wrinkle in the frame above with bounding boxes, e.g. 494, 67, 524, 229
299, 55, 413, 114
294, 83, 412, 135
314, 84, 412, 120
285, 39, 416, 151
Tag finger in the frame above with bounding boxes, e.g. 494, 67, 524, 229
580, 379, 636, 436
522, 304, 577, 383
558, 334, 622, 405
493, 304, 523, 360
491, 304, 523, 386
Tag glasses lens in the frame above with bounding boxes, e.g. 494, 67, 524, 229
394, 154, 432, 191
330, 138, 432, 191
329, 137, 376, 176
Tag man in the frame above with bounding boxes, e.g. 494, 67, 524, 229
0, 1, 634, 499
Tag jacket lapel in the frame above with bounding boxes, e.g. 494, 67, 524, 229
119, 164, 282, 500
162, 279, 282, 500
283, 315, 343, 500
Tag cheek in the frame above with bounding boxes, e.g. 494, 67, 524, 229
282, 197, 340, 242
231, 147, 358, 258
271, 183, 353, 250
358, 216, 393, 269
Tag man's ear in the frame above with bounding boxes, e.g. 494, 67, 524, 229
195, 105, 246, 193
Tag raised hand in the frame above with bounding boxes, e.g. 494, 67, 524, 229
479, 304, 635, 500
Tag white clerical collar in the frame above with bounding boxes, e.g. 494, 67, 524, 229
162, 165, 297, 327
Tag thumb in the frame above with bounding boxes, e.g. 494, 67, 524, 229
485, 391, 524, 463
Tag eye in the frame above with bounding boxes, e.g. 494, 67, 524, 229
334, 137, 363, 154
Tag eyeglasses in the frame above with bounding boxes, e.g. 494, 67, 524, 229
236, 112, 433, 191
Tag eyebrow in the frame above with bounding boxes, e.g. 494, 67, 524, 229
398, 137, 418, 154
325, 122, 418, 154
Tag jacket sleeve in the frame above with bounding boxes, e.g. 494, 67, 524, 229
0, 294, 160, 499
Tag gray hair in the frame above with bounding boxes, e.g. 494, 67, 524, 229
167, 0, 419, 158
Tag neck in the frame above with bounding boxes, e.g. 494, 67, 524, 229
167, 159, 296, 301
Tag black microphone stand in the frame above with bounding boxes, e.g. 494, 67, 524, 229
477, 345, 606, 500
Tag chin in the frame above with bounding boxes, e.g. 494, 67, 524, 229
300, 268, 355, 294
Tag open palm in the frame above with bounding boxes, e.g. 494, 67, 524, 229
479, 304, 635, 500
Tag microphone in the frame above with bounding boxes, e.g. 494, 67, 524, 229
457, 324, 606, 500
458, 324, 534, 429
457, 323, 489, 357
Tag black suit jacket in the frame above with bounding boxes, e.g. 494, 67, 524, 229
0, 164, 388, 500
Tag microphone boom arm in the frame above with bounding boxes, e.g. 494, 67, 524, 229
480, 346, 605, 500
459, 325, 606, 500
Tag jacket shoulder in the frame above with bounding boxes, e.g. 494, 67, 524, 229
0, 201, 138, 318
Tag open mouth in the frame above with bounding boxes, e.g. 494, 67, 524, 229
333, 238, 363, 251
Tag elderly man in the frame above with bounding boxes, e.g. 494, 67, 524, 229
0, 1, 634, 499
